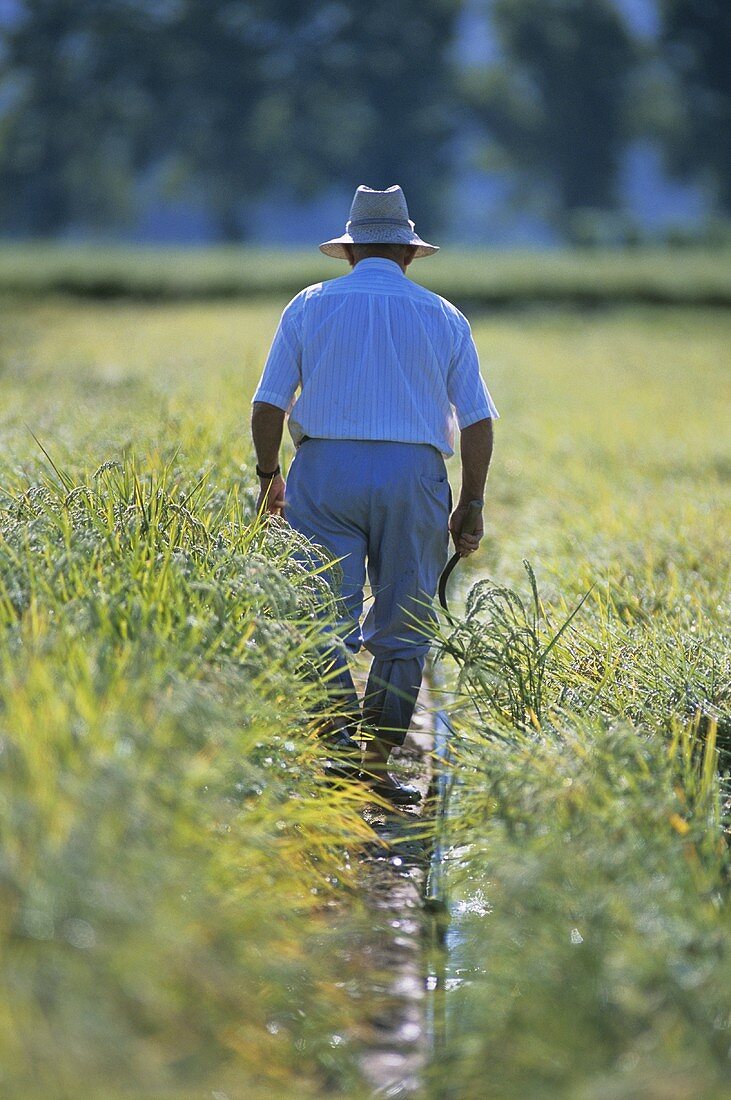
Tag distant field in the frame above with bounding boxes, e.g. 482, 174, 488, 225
0, 296, 729, 1097
1, 243, 731, 306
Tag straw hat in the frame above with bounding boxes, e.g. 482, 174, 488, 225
319, 184, 439, 260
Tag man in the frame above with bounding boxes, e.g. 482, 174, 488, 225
251, 184, 498, 804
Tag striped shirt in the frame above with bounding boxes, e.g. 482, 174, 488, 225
252, 256, 499, 456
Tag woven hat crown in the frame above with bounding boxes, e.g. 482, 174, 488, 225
319, 183, 439, 260
347, 185, 411, 230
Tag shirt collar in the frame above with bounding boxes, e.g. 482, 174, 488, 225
349, 257, 405, 277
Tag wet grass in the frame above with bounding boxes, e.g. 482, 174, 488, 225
0, 294, 729, 1097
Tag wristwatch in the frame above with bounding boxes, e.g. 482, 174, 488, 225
256, 463, 281, 479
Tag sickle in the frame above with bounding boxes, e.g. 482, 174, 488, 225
438, 498, 483, 614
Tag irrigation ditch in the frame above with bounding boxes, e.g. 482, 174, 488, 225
354, 664, 459, 1097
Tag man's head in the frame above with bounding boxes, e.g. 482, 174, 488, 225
319, 185, 438, 262
343, 242, 418, 272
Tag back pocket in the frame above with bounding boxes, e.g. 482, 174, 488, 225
419, 474, 452, 514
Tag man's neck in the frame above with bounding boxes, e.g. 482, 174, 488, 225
352, 256, 407, 274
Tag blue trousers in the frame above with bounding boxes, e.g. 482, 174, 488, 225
285, 439, 451, 748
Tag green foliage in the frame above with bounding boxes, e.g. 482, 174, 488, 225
0, 293, 729, 1097
440, 561, 729, 761
1, 2, 731, 239
661, 0, 731, 213
0, 0, 460, 238
465, 0, 637, 226
2, 244, 731, 306
0, 454, 374, 1094
430, 547, 729, 1096
425, 300, 731, 1097
431, 715, 729, 1099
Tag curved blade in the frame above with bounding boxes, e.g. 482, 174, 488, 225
437, 498, 483, 614
438, 552, 460, 611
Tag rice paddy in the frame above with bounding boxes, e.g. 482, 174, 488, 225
0, 291, 729, 1097
1, 244, 730, 306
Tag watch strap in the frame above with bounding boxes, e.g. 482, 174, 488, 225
256, 463, 281, 479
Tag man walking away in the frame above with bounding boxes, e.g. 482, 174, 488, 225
251, 185, 498, 804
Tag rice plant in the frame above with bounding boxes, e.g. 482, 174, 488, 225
0, 451, 380, 1098
0, 292, 728, 1098
1, 244, 730, 306
428, 562, 730, 1099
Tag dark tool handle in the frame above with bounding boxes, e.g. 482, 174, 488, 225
458, 498, 483, 539
437, 499, 484, 612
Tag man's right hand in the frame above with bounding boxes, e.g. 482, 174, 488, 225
449, 500, 484, 557
256, 474, 286, 517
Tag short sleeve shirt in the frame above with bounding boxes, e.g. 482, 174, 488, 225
252, 257, 499, 456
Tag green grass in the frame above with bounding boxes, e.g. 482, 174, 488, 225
0, 300, 381, 1097
433, 711, 729, 1098
2, 244, 731, 305
430, 309, 731, 1096
0, 471, 378, 1098
0, 293, 729, 1097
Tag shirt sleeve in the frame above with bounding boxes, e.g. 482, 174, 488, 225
251, 295, 303, 411
447, 318, 499, 429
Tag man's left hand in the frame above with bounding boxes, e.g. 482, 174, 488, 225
449, 500, 484, 557
257, 473, 286, 517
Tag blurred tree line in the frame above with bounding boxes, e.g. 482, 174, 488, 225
0, 0, 728, 242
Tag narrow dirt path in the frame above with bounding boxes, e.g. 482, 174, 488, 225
355, 687, 436, 1096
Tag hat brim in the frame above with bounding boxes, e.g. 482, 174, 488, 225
319, 232, 439, 260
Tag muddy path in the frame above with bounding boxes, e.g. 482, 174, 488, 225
355, 689, 442, 1096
